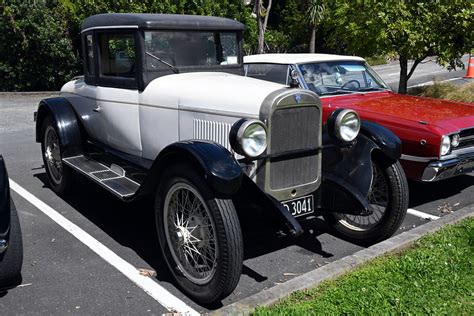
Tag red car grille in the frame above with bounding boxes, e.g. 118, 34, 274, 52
458, 128, 474, 149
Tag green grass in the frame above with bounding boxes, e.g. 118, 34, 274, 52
365, 55, 388, 66
409, 81, 474, 103
253, 217, 474, 315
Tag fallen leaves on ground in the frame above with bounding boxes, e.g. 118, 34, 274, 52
138, 268, 157, 278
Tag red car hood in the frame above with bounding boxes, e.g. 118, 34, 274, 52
328, 92, 474, 133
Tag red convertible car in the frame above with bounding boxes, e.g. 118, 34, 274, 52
245, 54, 474, 182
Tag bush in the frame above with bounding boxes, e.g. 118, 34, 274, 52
0, 1, 81, 91
408, 81, 474, 103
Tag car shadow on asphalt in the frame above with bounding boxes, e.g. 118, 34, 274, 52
34, 171, 338, 307
408, 174, 474, 208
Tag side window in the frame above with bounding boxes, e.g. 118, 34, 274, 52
85, 34, 95, 76
98, 33, 136, 78
246, 64, 289, 85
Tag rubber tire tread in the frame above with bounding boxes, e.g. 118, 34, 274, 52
212, 198, 243, 300
0, 199, 23, 290
40, 116, 74, 194
324, 160, 409, 245
155, 164, 243, 304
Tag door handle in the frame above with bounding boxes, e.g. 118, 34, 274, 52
93, 106, 102, 113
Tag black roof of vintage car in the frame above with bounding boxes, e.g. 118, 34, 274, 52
81, 13, 245, 32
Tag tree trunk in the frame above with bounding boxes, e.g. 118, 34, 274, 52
309, 26, 316, 53
398, 57, 408, 94
256, 0, 271, 54
257, 17, 265, 54
398, 56, 424, 94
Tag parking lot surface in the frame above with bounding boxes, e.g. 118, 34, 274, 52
1, 94, 473, 314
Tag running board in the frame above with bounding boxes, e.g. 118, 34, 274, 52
63, 155, 140, 199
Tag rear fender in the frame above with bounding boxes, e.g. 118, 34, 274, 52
35, 97, 83, 157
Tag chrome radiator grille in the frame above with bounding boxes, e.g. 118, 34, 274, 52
268, 107, 320, 190
458, 128, 474, 149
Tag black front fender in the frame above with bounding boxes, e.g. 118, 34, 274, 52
360, 120, 401, 162
321, 133, 376, 215
0, 156, 10, 238
35, 97, 83, 157
138, 141, 243, 196
233, 175, 304, 237
320, 121, 402, 215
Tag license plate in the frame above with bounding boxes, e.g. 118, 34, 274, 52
282, 195, 314, 218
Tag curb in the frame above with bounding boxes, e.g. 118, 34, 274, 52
213, 205, 474, 315
0, 91, 59, 96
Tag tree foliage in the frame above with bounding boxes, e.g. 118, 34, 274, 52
0, 0, 472, 92
322, 1, 474, 93
0, 0, 80, 91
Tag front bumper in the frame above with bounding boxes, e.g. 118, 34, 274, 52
421, 152, 474, 181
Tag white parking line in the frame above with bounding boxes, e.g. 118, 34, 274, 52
9, 179, 199, 316
407, 208, 440, 220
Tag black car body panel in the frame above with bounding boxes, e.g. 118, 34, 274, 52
0, 156, 10, 238
360, 120, 402, 163
35, 97, 83, 158
136, 140, 243, 197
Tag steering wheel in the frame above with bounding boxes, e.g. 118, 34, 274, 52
341, 80, 361, 90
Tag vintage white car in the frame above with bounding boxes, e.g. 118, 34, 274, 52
35, 14, 408, 304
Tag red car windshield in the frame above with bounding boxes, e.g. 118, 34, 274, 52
298, 61, 389, 96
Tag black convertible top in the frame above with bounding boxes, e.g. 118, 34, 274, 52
81, 13, 245, 32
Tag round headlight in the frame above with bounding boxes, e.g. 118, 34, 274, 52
329, 109, 361, 142
230, 119, 268, 158
451, 134, 460, 147
440, 135, 451, 155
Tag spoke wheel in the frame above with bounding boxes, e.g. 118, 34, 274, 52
324, 160, 408, 245
337, 162, 389, 232
40, 116, 74, 194
164, 183, 218, 285
44, 126, 63, 185
155, 164, 243, 304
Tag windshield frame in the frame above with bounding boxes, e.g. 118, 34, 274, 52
295, 60, 391, 96
144, 30, 243, 71
140, 29, 244, 89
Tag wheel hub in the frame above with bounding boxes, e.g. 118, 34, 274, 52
44, 126, 63, 184
45, 147, 53, 163
176, 215, 205, 248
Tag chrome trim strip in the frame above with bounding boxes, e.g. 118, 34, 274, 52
400, 154, 437, 162
460, 135, 474, 141
81, 25, 139, 33
318, 90, 388, 99
180, 105, 259, 119
442, 146, 474, 160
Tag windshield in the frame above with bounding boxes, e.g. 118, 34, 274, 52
144, 31, 240, 71
298, 61, 389, 96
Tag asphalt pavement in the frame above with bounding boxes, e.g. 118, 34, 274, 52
1, 69, 473, 314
